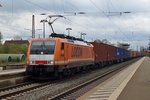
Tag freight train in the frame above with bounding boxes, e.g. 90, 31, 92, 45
26, 33, 143, 78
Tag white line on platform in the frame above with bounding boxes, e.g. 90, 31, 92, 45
77, 57, 145, 100
107, 57, 145, 100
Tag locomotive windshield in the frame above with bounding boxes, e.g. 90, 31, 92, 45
30, 41, 55, 54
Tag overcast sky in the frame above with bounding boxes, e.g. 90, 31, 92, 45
0, 0, 150, 50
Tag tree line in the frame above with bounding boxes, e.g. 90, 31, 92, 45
0, 44, 28, 54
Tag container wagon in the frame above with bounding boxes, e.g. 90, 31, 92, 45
90, 41, 116, 67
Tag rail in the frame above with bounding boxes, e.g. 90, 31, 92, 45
49, 58, 139, 100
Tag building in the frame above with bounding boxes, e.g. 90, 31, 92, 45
117, 42, 130, 50
4, 40, 29, 46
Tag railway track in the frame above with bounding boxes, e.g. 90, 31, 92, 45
49, 58, 140, 100
0, 58, 140, 100
0, 81, 41, 99
0, 81, 33, 92
0, 80, 59, 99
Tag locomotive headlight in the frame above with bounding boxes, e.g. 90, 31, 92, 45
30, 61, 35, 64
51, 61, 54, 64
48, 61, 54, 64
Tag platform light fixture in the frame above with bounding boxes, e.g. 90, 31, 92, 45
66, 28, 72, 36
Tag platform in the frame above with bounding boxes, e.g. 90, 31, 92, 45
77, 57, 149, 100
0, 68, 25, 76
0, 68, 26, 89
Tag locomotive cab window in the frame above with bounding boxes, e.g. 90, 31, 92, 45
30, 41, 55, 54
61, 43, 64, 50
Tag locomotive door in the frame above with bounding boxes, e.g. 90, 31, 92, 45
60, 43, 65, 64
64, 43, 68, 64
60, 43, 68, 65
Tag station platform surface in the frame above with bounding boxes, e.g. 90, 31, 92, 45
0, 68, 25, 76
77, 57, 150, 100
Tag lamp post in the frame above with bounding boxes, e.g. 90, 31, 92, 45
40, 19, 48, 38
81, 32, 86, 40
66, 28, 72, 36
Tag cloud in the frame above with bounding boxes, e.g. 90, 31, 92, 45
0, 0, 150, 50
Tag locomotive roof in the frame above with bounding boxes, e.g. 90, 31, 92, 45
30, 37, 93, 47
65, 39, 93, 47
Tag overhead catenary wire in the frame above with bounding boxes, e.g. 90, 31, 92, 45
1, 0, 142, 45
107, 0, 143, 49
108, 0, 134, 38
22, 0, 120, 40
59, 1, 105, 33
24, 0, 52, 13
23, 0, 94, 36
58, 0, 97, 34
89, 0, 130, 41
5, 1, 129, 40
61, 0, 106, 40
20, 0, 128, 41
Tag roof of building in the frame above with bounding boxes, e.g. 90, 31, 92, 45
4, 40, 29, 45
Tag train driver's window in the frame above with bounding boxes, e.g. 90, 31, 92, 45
61, 43, 64, 50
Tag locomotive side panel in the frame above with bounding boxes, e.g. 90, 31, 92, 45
62, 42, 94, 68
54, 40, 66, 66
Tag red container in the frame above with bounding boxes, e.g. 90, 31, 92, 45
130, 51, 138, 58
130, 51, 134, 58
90, 42, 116, 63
